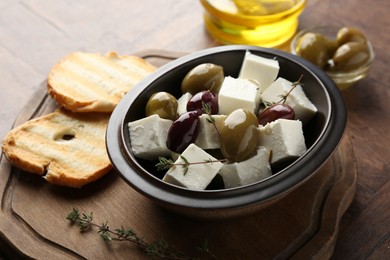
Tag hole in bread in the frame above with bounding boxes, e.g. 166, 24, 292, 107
62, 134, 75, 140
54, 128, 76, 142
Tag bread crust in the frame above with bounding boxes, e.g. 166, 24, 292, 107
47, 51, 156, 113
2, 109, 112, 187
2, 51, 155, 187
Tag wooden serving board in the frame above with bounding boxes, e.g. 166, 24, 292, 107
0, 50, 357, 259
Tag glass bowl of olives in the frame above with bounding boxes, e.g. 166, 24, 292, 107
106, 45, 346, 219
290, 26, 375, 90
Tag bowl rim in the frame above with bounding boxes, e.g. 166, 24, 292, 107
106, 45, 347, 210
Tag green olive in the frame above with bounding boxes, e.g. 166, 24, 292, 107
337, 27, 367, 45
296, 32, 330, 69
145, 92, 178, 120
220, 109, 259, 163
325, 38, 339, 58
332, 42, 370, 71
181, 63, 224, 95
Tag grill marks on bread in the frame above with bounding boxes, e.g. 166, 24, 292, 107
48, 51, 156, 112
2, 51, 154, 187
1, 109, 112, 187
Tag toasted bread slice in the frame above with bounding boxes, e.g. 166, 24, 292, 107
47, 51, 156, 113
2, 109, 112, 187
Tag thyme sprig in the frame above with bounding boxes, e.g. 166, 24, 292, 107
260, 74, 304, 109
156, 157, 175, 171
156, 156, 226, 176
179, 155, 190, 175
276, 74, 304, 105
202, 101, 220, 136
202, 101, 215, 124
67, 208, 217, 259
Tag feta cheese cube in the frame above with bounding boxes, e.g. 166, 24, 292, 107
238, 51, 279, 92
260, 77, 317, 124
220, 147, 272, 188
162, 144, 223, 190
258, 119, 307, 164
218, 76, 261, 115
195, 114, 226, 150
177, 92, 192, 115
128, 114, 172, 160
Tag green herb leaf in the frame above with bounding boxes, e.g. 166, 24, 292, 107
263, 74, 304, 106
179, 155, 190, 175
66, 208, 217, 258
202, 101, 210, 113
66, 208, 80, 222
155, 157, 174, 171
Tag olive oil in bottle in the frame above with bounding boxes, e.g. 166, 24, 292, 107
233, 0, 295, 15
200, 0, 306, 48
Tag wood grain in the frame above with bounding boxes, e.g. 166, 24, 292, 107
0, 78, 357, 259
0, 0, 389, 259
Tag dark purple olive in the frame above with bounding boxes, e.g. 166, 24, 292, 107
258, 104, 295, 125
187, 90, 218, 114
166, 111, 201, 153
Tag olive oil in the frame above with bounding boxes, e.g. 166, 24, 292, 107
200, 0, 306, 48
234, 0, 296, 15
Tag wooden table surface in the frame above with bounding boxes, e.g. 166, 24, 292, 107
0, 0, 389, 259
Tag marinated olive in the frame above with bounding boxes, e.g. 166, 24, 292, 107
325, 39, 339, 59
220, 109, 259, 163
258, 104, 295, 126
296, 32, 329, 69
181, 63, 224, 95
337, 27, 366, 45
332, 42, 370, 71
145, 92, 178, 121
187, 90, 218, 114
166, 111, 201, 153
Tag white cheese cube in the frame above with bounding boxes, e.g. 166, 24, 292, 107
260, 77, 317, 124
258, 119, 307, 164
128, 114, 172, 161
220, 147, 272, 188
218, 76, 261, 115
177, 92, 192, 115
238, 51, 279, 92
195, 114, 226, 150
162, 144, 223, 190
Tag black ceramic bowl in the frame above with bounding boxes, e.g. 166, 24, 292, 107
106, 45, 346, 218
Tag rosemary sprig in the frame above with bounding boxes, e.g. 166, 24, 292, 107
66, 208, 217, 259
